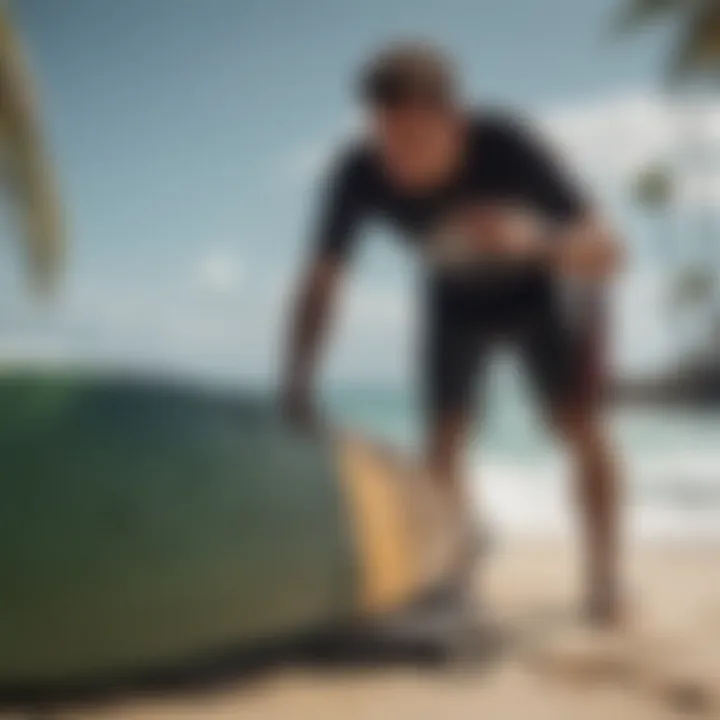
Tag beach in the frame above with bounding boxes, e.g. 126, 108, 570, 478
5, 536, 717, 720
4, 0, 720, 716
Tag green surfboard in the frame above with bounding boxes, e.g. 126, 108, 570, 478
0, 369, 454, 688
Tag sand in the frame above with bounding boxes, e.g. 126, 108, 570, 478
3, 538, 719, 720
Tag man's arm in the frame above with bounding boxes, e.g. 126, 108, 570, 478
280, 147, 368, 427
281, 257, 344, 428
474, 117, 624, 281
547, 213, 624, 282
517, 119, 624, 280
463, 204, 623, 282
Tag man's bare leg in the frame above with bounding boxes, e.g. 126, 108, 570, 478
555, 407, 621, 626
426, 407, 483, 580
427, 408, 470, 514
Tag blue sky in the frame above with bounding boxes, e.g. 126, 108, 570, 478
1, 0, 693, 385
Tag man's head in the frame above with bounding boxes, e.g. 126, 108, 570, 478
358, 41, 464, 191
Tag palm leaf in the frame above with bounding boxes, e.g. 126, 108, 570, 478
669, 3, 720, 81
0, 4, 64, 294
672, 265, 717, 309
612, 0, 687, 33
632, 161, 675, 208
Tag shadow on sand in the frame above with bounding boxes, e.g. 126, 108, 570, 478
0, 617, 511, 718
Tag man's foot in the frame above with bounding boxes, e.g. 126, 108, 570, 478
373, 573, 491, 663
585, 585, 622, 627
440, 490, 492, 578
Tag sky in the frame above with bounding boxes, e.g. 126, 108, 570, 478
0, 0, 705, 387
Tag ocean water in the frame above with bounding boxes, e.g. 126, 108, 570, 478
326, 364, 720, 539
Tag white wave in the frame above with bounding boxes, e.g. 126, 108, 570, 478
471, 451, 720, 540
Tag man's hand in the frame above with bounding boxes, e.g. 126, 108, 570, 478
443, 203, 622, 281
460, 202, 544, 260
280, 257, 342, 433
551, 221, 623, 282
280, 382, 320, 432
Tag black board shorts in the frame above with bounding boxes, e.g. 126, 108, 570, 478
423, 267, 605, 420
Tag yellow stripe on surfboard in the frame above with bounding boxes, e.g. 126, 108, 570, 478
338, 436, 417, 614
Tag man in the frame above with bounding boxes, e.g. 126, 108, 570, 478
282, 42, 622, 624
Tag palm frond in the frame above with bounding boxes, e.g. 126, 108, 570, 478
632, 161, 675, 208
671, 265, 717, 309
612, 0, 687, 34
0, 4, 64, 295
668, 3, 720, 82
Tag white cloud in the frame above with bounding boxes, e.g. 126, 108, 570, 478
539, 91, 720, 208
194, 248, 244, 296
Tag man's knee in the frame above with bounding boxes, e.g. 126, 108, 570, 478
553, 405, 618, 503
552, 405, 608, 457
427, 407, 470, 467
